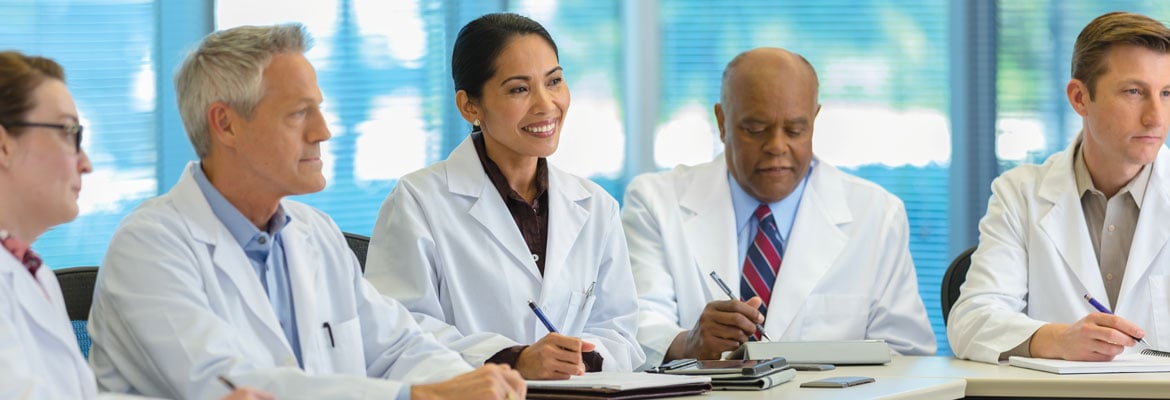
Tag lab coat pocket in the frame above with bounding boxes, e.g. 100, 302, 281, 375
1148, 275, 1170, 347
561, 291, 596, 337
320, 317, 365, 374
800, 294, 868, 339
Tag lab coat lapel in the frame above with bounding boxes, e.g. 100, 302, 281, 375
281, 214, 324, 373
766, 162, 847, 337
2, 257, 78, 353
1119, 148, 1170, 308
543, 167, 589, 289
1036, 148, 1106, 306
680, 159, 740, 302
173, 164, 291, 349
447, 138, 542, 281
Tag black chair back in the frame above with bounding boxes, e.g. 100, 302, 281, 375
940, 247, 976, 326
54, 266, 99, 358
343, 232, 370, 274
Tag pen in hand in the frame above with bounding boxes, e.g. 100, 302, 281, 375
1083, 293, 1149, 347
709, 271, 772, 341
528, 300, 559, 333
217, 375, 237, 390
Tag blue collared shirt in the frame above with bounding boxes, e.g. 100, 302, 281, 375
193, 163, 302, 367
729, 160, 816, 268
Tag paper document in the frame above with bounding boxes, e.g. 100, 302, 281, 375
525, 372, 711, 390
1009, 353, 1170, 374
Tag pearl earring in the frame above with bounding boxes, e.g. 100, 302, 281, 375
473, 119, 480, 127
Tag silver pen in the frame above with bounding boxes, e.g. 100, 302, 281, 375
709, 271, 772, 341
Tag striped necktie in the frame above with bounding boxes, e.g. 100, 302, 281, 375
741, 204, 782, 327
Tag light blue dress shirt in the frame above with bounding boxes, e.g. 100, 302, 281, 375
193, 164, 302, 367
728, 160, 816, 268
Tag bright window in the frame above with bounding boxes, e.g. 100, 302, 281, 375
1, 0, 158, 268
216, 0, 625, 234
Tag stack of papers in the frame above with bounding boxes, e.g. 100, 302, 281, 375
1009, 354, 1170, 374
526, 372, 712, 399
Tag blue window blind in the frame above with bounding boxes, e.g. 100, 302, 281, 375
1, 0, 158, 269
216, 0, 624, 235
656, 0, 953, 353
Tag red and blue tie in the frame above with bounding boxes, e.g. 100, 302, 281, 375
741, 204, 782, 338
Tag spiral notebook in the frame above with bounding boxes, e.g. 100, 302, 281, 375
1009, 350, 1170, 374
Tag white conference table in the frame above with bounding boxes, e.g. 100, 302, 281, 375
845, 356, 1170, 398
673, 356, 1170, 399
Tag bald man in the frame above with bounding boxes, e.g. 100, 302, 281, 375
622, 47, 936, 369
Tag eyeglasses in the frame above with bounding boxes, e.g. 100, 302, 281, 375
1, 121, 83, 153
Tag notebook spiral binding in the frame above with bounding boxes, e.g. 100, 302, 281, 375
1140, 348, 1170, 358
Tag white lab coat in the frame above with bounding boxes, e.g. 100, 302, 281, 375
622, 156, 937, 368
0, 253, 96, 399
365, 137, 645, 371
949, 140, 1170, 364
0, 253, 148, 400
87, 163, 473, 400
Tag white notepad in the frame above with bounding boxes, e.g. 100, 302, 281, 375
1009, 353, 1170, 374
525, 372, 711, 390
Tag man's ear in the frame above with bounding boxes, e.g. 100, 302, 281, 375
455, 90, 480, 125
714, 103, 727, 143
207, 101, 240, 148
1067, 79, 1091, 117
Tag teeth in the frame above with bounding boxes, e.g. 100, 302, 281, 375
524, 122, 555, 133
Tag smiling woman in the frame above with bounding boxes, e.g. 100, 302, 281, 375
364, 12, 647, 380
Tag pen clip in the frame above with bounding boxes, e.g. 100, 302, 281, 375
322, 322, 334, 348
585, 281, 596, 297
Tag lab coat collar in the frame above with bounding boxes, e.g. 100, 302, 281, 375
764, 157, 850, 337
541, 159, 591, 289
1119, 145, 1170, 310
1034, 137, 1170, 311
1, 254, 79, 353
170, 163, 295, 353
1037, 139, 1114, 308
444, 139, 554, 283
678, 157, 741, 304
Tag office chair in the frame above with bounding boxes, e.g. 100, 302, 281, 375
343, 232, 371, 274
941, 246, 976, 327
54, 266, 99, 358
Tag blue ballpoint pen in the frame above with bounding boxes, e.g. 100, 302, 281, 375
528, 300, 559, 333
709, 271, 772, 341
1083, 293, 1149, 347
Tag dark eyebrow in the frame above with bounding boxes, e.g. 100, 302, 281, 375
500, 66, 563, 86
784, 117, 811, 126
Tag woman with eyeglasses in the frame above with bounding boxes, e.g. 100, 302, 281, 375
0, 51, 271, 400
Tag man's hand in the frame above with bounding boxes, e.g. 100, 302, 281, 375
665, 297, 764, 361
517, 333, 596, 380
411, 364, 526, 400
1030, 312, 1144, 361
220, 388, 274, 400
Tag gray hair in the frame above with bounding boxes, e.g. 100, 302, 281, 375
175, 23, 312, 158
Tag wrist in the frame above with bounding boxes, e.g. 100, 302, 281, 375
664, 330, 690, 362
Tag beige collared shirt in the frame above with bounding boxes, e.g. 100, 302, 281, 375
1074, 141, 1151, 308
